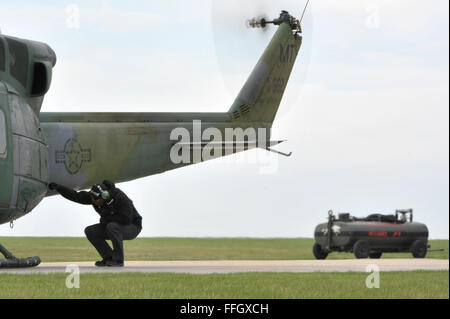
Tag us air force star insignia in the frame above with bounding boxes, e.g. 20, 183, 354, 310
55, 139, 91, 175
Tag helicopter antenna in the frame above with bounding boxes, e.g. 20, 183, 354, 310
300, 0, 310, 24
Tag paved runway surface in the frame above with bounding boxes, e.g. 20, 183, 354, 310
0, 259, 448, 274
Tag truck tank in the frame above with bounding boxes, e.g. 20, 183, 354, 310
313, 209, 429, 259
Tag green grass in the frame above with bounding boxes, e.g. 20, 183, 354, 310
0, 237, 448, 262
0, 238, 447, 299
0, 271, 447, 299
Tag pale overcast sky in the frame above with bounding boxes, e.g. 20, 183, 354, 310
0, 0, 448, 238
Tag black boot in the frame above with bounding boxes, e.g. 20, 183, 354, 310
95, 257, 112, 267
106, 259, 124, 267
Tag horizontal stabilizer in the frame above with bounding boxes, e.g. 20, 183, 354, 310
174, 140, 287, 149
174, 140, 291, 157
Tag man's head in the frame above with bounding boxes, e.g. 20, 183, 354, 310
89, 183, 110, 206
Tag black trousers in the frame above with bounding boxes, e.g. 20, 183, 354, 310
84, 222, 141, 262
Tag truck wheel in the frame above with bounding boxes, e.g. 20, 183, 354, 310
313, 243, 328, 260
353, 240, 370, 259
410, 240, 427, 258
369, 252, 382, 259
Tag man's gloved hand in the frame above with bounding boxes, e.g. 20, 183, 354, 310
48, 182, 59, 190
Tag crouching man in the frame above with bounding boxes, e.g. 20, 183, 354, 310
49, 180, 142, 267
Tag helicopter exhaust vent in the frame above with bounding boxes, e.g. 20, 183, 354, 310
239, 104, 250, 115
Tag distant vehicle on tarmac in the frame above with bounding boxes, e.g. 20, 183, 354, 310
313, 209, 429, 259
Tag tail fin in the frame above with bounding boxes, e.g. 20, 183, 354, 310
228, 22, 302, 124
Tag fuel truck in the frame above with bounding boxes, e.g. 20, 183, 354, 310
313, 209, 429, 259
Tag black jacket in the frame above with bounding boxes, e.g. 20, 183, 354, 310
55, 183, 142, 227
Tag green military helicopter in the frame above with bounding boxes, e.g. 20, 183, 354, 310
0, 9, 306, 267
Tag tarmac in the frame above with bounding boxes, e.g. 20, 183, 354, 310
0, 259, 448, 274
